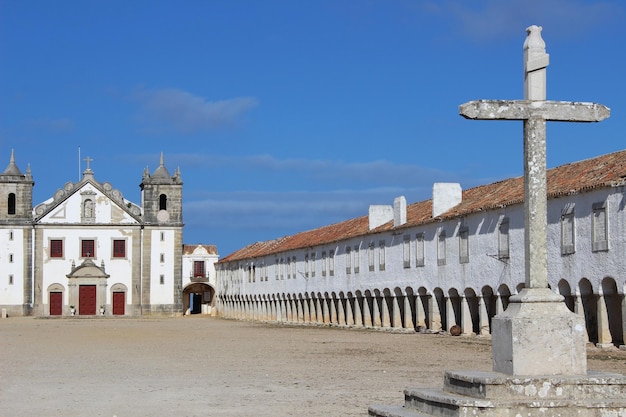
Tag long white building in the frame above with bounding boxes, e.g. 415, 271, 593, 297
0, 151, 202, 317
215, 149, 626, 348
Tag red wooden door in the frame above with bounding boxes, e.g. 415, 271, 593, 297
50, 292, 62, 316
112, 292, 125, 315
79, 285, 97, 315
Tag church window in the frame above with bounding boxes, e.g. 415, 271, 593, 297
329, 250, 335, 277
193, 261, 205, 278
354, 245, 360, 274
81, 239, 95, 258
50, 239, 63, 258
498, 218, 510, 259
437, 230, 446, 266
345, 246, 351, 274
159, 194, 167, 210
160, 274, 165, 285
368, 242, 375, 272
415, 233, 425, 267
592, 201, 608, 252
403, 235, 411, 268
459, 227, 469, 264
8, 193, 16, 215
561, 204, 575, 255
113, 240, 126, 258
8, 275, 13, 285
378, 241, 386, 271
321, 251, 327, 277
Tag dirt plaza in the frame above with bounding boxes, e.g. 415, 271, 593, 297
1, 317, 626, 417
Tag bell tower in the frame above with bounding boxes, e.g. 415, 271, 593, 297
0, 149, 34, 223
140, 152, 183, 225
138, 152, 183, 315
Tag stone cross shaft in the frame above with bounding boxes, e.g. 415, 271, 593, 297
459, 25, 609, 289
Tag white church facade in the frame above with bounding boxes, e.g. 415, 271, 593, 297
215, 149, 626, 348
0, 151, 219, 317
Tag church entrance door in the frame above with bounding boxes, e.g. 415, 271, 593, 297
50, 292, 62, 316
112, 291, 125, 315
79, 285, 97, 315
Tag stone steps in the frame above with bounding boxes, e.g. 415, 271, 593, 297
369, 370, 626, 417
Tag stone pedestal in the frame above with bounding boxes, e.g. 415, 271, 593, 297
492, 288, 587, 376
369, 370, 626, 417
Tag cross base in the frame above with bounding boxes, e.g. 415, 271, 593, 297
492, 288, 587, 376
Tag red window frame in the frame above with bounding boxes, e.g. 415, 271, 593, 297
113, 240, 126, 258
81, 239, 95, 258
50, 239, 63, 258
193, 261, 205, 277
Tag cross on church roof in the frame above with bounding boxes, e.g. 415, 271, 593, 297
84, 156, 93, 170
459, 25, 610, 290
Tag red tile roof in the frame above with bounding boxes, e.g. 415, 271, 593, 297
219, 149, 626, 263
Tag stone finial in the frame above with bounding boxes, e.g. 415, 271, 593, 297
523, 25, 549, 101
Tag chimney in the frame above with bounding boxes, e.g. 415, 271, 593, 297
432, 183, 462, 218
394, 196, 406, 227
369, 205, 393, 230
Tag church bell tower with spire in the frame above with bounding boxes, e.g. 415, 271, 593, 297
139, 153, 183, 314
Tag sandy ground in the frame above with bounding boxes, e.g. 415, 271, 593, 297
1, 317, 625, 417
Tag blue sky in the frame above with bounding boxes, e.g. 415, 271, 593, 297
1, 0, 624, 256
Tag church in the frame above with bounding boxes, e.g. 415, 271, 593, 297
215, 149, 626, 349
0, 150, 208, 317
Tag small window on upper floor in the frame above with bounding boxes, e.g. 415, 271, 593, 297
321, 251, 327, 277
9, 253, 13, 263
81, 239, 95, 258
561, 204, 575, 255
160, 253, 165, 263
113, 239, 126, 258
329, 250, 335, 277
592, 201, 608, 252
354, 245, 360, 274
50, 239, 64, 258
9, 230, 14, 241
403, 235, 411, 268
8, 193, 16, 215
345, 246, 352, 275
498, 218, 510, 259
378, 241, 386, 271
8, 274, 13, 285
415, 233, 425, 267
368, 242, 375, 272
159, 194, 167, 211
437, 230, 446, 266
160, 232, 165, 241
459, 227, 469, 264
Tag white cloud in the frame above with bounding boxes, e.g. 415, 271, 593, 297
132, 88, 258, 133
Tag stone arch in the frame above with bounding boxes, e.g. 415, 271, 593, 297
463, 288, 480, 335
601, 277, 624, 347
481, 286, 496, 334
515, 283, 525, 294
497, 284, 512, 313
447, 288, 461, 332
557, 279, 574, 312
433, 287, 446, 332
404, 287, 416, 330
416, 287, 430, 330
578, 278, 598, 344
363, 290, 374, 327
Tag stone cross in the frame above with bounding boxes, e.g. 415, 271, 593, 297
459, 25, 609, 290
84, 156, 93, 170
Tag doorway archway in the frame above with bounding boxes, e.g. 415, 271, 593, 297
182, 283, 214, 315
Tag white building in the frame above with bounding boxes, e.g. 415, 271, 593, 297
0, 151, 194, 317
182, 244, 219, 315
215, 149, 626, 348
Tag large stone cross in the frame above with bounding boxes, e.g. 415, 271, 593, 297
460, 25, 609, 290
460, 25, 610, 376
